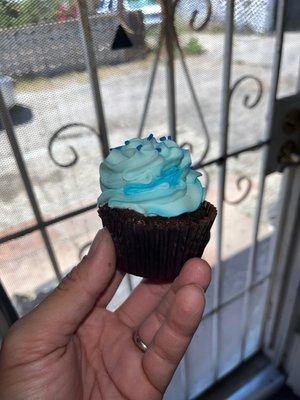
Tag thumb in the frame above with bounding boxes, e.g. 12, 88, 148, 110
11, 228, 116, 345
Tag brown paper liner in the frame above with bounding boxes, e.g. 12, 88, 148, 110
98, 201, 217, 281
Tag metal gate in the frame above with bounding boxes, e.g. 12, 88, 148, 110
0, 0, 299, 398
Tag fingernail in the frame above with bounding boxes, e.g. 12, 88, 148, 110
87, 228, 108, 259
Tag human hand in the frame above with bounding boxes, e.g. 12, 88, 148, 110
0, 228, 211, 400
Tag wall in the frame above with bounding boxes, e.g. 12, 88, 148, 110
0, 12, 147, 78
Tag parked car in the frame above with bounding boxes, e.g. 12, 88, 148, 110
97, 0, 161, 26
0, 76, 16, 109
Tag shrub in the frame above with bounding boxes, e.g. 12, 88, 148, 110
0, 0, 76, 29
184, 37, 205, 56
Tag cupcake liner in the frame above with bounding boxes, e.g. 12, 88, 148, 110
98, 201, 217, 281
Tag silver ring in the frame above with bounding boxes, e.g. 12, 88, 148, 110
133, 331, 148, 353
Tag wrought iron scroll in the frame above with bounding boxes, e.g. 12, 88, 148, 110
180, 141, 194, 152
230, 75, 263, 109
224, 75, 263, 204
225, 175, 252, 204
48, 1, 263, 209
138, 0, 212, 165
189, 0, 212, 32
48, 123, 99, 168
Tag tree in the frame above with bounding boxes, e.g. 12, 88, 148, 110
0, 0, 76, 29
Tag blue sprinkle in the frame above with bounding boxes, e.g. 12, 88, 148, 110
156, 147, 162, 152
147, 133, 154, 140
125, 140, 130, 145
136, 144, 143, 151
160, 136, 166, 141
168, 135, 172, 140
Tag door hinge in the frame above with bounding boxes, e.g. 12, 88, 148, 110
266, 93, 300, 174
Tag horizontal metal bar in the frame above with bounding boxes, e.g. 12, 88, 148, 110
0, 203, 97, 245
44, 203, 98, 226
193, 139, 270, 169
0, 225, 40, 244
197, 353, 268, 400
227, 365, 284, 400
0, 139, 270, 246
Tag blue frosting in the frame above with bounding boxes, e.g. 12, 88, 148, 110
97, 136, 205, 217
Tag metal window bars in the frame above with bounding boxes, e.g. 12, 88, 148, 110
0, 0, 289, 396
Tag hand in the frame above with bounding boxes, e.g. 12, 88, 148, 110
0, 228, 211, 400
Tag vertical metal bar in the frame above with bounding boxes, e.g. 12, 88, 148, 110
272, 168, 300, 367
260, 168, 296, 352
77, 0, 110, 157
162, 0, 176, 139
137, 39, 162, 138
177, 44, 210, 162
240, 0, 286, 360
212, 0, 235, 381
0, 90, 62, 282
261, 44, 300, 356
183, 353, 190, 400
126, 274, 133, 292
297, 56, 300, 92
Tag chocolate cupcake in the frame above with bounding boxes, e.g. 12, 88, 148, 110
97, 135, 216, 281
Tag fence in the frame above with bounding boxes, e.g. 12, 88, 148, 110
0, 12, 147, 78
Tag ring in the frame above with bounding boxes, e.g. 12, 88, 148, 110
133, 331, 148, 353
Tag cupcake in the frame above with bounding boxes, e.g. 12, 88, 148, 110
97, 135, 216, 281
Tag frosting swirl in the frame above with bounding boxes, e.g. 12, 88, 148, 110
97, 135, 205, 217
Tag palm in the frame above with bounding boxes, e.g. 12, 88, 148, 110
72, 309, 162, 399
26, 309, 162, 399
0, 230, 211, 400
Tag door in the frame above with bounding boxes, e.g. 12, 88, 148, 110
0, 0, 299, 398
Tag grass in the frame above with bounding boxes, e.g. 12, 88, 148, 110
183, 37, 206, 56
145, 17, 191, 40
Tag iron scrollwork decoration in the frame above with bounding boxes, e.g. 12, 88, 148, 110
189, 0, 212, 32
180, 141, 194, 153
225, 175, 252, 205
48, 123, 99, 168
47, 1, 263, 208
138, 0, 212, 166
224, 75, 263, 204
229, 75, 263, 109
